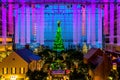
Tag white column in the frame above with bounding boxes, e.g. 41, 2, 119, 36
110, 2, 114, 44
20, 4, 25, 45
8, 0, 13, 35
87, 6, 91, 44
15, 4, 19, 43
36, 8, 40, 43
82, 6, 86, 37
26, 6, 31, 44
104, 0, 109, 35
77, 9, 81, 44
98, 7, 103, 48
2, 0, 7, 45
40, 5, 45, 45
32, 5, 36, 41
73, 5, 77, 45
91, 2, 96, 46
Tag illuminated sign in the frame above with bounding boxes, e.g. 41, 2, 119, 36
112, 63, 117, 70
52, 70, 65, 75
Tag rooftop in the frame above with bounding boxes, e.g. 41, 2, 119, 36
15, 49, 41, 63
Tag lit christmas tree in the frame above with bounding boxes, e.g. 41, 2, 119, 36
53, 21, 64, 51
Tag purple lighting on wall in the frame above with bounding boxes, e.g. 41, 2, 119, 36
110, 2, 114, 44
73, 5, 77, 45
2, 1, 7, 44
36, 8, 40, 43
40, 5, 45, 45
32, 5, 36, 40
77, 9, 81, 44
15, 4, 19, 43
82, 6, 86, 36
104, 0, 109, 35
91, 1, 96, 45
20, 4, 25, 45
98, 6, 102, 45
26, 6, 31, 43
8, 0, 13, 35
87, 6, 91, 44
117, 0, 120, 45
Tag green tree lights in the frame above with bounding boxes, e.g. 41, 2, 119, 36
53, 21, 64, 51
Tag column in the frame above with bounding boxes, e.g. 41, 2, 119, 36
26, 6, 31, 43
77, 9, 81, 44
8, 0, 13, 35
32, 4, 36, 41
117, 0, 120, 45
98, 6, 103, 48
36, 8, 40, 43
110, 2, 114, 44
82, 5, 86, 36
15, 4, 19, 43
104, 0, 109, 35
73, 5, 77, 45
87, 6, 91, 44
20, 4, 25, 45
2, 0, 7, 45
40, 5, 45, 45
91, 1, 96, 46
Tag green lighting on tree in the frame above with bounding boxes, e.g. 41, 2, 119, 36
53, 21, 64, 51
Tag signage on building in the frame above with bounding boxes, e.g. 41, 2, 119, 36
52, 70, 65, 75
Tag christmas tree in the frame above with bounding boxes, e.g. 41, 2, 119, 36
53, 21, 64, 51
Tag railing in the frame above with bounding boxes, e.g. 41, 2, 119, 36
0, 1, 120, 4
104, 43, 120, 54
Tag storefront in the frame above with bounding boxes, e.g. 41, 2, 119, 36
50, 70, 69, 80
